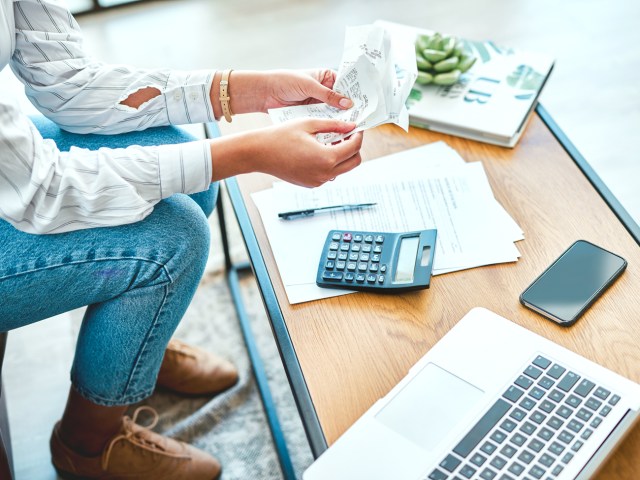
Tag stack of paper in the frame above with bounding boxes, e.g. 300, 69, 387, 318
268, 23, 417, 144
251, 142, 524, 304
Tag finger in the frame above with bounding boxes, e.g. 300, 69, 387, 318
328, 131, 364, 165
332, 151, 363, 177
306, 80, 353, 110
302, 118, 357, 135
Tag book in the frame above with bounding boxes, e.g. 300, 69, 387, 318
376, 20, 555, 147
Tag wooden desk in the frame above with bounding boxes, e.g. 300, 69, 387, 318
219, 107, 640, 478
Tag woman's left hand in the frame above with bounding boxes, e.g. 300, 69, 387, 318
260, 69, 353, 111
221, 69, 353, 115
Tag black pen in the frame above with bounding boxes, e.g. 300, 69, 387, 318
278, 202, 377, 220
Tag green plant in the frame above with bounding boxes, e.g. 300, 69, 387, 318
415, 33, 476, 86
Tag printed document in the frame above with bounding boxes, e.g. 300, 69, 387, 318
251, 142, 524, 304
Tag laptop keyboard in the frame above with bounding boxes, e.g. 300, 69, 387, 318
426, 355, 622, 480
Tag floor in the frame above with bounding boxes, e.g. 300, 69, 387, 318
3, 0, 639, 479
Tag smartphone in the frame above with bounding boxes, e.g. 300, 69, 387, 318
520, 240, 627, 326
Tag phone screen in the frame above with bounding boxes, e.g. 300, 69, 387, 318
520, 240, 627, 325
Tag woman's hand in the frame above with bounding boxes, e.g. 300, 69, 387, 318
218, 70, 353, 116
210, 119, 363, 187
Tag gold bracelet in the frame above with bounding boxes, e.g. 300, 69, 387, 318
219, 69, 233, 122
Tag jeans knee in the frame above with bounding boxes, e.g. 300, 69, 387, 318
154, 195, 211, 275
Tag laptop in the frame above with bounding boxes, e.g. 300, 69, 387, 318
303, 307, 640, 480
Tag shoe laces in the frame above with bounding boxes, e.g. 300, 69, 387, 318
101, 405, 180, 471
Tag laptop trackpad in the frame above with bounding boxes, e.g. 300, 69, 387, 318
375, 362, 484, 451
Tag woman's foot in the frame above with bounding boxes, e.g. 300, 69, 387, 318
156, 339, 238, 395
51, 406, 221, 480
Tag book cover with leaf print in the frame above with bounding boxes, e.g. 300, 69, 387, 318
376, 20, 555, 148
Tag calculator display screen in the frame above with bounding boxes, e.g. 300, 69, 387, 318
394, 236, 419, 284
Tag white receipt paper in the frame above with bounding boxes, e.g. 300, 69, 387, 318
268, 24, 418, 143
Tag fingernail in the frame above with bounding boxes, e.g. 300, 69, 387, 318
339, 98, 353, 108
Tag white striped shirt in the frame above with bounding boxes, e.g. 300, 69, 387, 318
0, 0, 216, 234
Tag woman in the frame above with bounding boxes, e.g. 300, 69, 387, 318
0, 0, 363, 478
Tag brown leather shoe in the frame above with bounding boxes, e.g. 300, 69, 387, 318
51, 406, 221, 480
156, 339, 238, 396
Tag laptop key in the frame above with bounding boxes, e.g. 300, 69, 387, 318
504, 386, 525, 402
519, 397, 537, 411
574, 379, 596, 397
558, 430, 575, 444
428, 469, 448, 480
480, 468, 497, 479
490, 456, 508, 470
481, 441, 498, 455
459, 464, 476, 479
585, 397, 603, 411
500, 445, 517, 458
539, 453, 555, 467
547, 364, 566, 379
524, 365, 543, 379
471, 453, 487, 467
515, 375, 534, 390
557, 371, 580, 392
439, 454, 462, 472
507, 461, 525, 476
593, 387, 610, 400
528, 464, 546, 479
527, 438, 544, 453
528, 387, 545, 400
453, 399, 511, 458
491, 430, 508, 444
532, 356, 552, 369
548, 389, 565, 403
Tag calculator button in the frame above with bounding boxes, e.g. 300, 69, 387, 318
353, 234, 363, 242
329, 242, 339, 250
364, 235, 374, 243
337, 252, 348, 261
335, 261, 346, 270
359, 253, 370, 262
362, 244, 372, 253
349, 252, 359, 261
373, 245, 382, 253
325, 260, 335, 269
322, 271, 343, 281
347, 262, 357, 271
358, 263, 368, 271
351, 244, 361, 252
331, 232, 342, 241
366, 274, 377, 283
369, 263, 379, 273
375, 235, 384, 243
342, 233, 352, 242
355, 274, 366, 283
380, 264, 387, 273
344, 272, 355, 282
371, 254, 380, 262
340, 243, 350, 251
378, 275, 385, 283
327, 251, 337, 260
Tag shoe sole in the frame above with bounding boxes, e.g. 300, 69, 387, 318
55, 464, 223, 480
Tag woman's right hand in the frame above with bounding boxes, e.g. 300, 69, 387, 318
210, 118, 364, 187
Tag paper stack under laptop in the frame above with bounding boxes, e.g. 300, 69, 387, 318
251, 141, 524, 304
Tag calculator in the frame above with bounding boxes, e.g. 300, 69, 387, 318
316, 229, 438, 292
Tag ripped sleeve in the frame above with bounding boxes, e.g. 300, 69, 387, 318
11, 0, 216, 134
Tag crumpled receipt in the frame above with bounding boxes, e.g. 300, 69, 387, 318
268, 23, 418, 144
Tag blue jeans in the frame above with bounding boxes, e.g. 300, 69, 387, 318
0, 118, 219, 406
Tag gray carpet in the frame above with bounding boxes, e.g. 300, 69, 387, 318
130, 211, 314, 479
